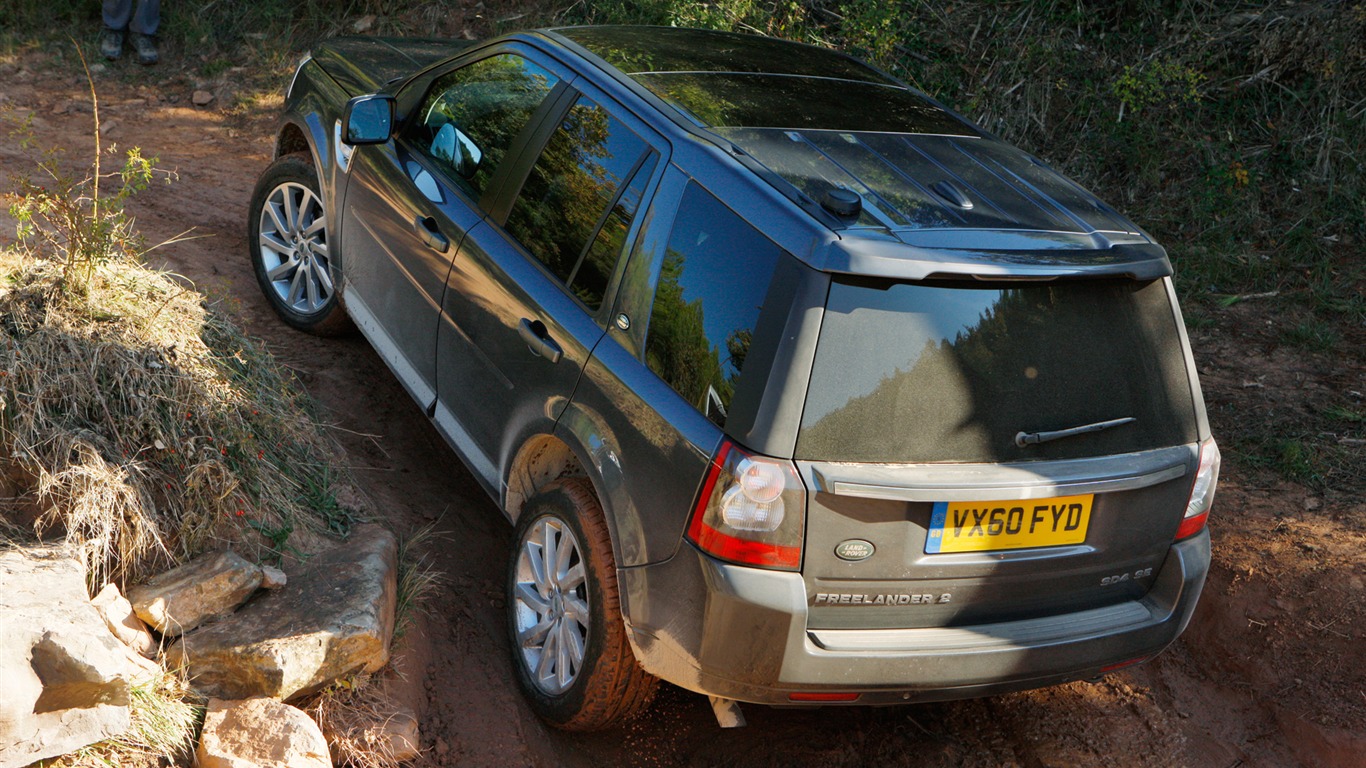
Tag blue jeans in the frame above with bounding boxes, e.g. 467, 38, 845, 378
103, 0, 160, 36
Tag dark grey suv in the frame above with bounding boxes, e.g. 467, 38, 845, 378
248, 26, 1220, 731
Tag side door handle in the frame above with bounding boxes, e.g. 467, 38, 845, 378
413, 216, 450, 253
518, 318, 563, 364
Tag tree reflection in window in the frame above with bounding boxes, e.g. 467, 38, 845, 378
505, 96, 652, 311
645, 184, 784, 427
406, 54, 559, 199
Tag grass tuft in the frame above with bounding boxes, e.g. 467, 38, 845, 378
307, 675, 418, 768
395, 522, 445, 641
44, 667, 203, 768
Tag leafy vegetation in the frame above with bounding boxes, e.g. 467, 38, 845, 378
4, 1, 1360, 486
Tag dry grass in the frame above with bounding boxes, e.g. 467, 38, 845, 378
308, 675, 420, 768
395, 522, 446, 641
0, 251, 359, 588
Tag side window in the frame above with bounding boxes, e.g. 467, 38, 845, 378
644, 184, 783, 427
404, 54, 559, 200
505, 96, 654, 311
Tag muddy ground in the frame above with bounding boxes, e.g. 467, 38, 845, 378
1, 49, 1362, 768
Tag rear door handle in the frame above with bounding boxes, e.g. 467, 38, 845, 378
518, 318, 562, 364
413, 216, 449, 253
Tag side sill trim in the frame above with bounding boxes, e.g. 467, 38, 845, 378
343, 287, 436, 408
431, 401, 500, 500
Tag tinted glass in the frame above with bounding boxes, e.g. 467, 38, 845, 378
405, 54, 559, 199
558, 26, 892, 84
633, 73, 970, 134
505, 96, 651, 311
573, 154, 657, 309
798, 279, 1198, 463
644, 184, 784, 427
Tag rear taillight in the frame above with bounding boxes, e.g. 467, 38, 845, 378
1175, 439, 1220, 540
686, 439, 805, 570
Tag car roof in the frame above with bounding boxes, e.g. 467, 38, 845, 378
545, 28, 1171, 280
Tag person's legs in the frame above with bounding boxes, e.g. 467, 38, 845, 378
101, 0, 132, 60
129, 0, 161, 65
128, 0, 160, 36
103, 0, 134, 30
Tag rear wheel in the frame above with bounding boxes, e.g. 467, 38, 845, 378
507, 478, 658, 730
247, 152, 351, 335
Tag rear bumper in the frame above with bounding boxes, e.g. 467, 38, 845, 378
619, 531, 1210, 705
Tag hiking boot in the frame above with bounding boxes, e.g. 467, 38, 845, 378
100, 28, 124, 61
132, 33, 158, 66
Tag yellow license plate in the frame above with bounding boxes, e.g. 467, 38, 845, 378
925, 495, 1093, 554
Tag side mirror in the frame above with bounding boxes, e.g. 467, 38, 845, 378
341, 94, 394, 145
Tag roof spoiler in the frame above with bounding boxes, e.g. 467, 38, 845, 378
812, 231, 1173, 282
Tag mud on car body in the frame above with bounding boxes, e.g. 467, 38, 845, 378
248, 25, 1219, 730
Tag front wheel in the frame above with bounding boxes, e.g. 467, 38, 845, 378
247, 152, 351, 335
507, 478, 658, 730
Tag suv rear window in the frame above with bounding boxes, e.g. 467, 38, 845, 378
797, 278, 1198, 463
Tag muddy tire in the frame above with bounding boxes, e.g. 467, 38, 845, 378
247, 152, 352, 335
507, 478, 658, 730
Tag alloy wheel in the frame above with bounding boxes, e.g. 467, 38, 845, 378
513, 516, 590, 695
257, 181, 333, 315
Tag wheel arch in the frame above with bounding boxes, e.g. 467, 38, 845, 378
504, 433, 589, 525
275, 121, 312, 162
503, 430, 634, 571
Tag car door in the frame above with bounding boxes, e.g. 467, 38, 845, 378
339, 49, 566, 409
432, 76, 666, 496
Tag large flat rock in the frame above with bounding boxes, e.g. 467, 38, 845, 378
168, 526, 397, 701
128, 549, 263, 637
0, 546, 149, 768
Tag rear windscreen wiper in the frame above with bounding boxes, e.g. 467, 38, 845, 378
1015, 417, 1136, 447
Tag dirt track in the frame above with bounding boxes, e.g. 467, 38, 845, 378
1, 52, 1362, 768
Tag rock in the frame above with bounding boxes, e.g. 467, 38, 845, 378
0, 546, 151, 768
260, 565, 287, 590
91, 583, 157, 658
375, 706, 420, 762
128, 549, 263, 637
192, 90, 214, 107
196, 698, 331, 768
168, 526, 398, 701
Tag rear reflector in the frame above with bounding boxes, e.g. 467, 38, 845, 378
1100, 656, 1150, 674
787, 692, 861, 702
